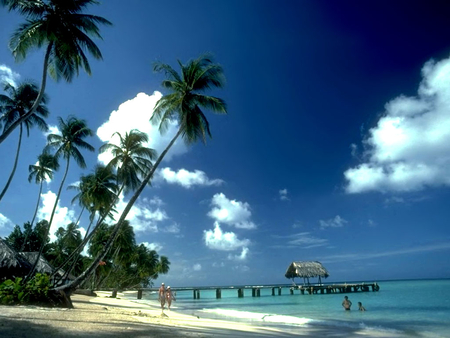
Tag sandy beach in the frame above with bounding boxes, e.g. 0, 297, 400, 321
0, 292, 398, 337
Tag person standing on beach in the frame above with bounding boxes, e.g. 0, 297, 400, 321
342, 296, 352, 311
165, 286, 176, 310
158, 282, 166, 312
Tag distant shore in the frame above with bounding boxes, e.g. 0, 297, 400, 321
0, 292, 404, 337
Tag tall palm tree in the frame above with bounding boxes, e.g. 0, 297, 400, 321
27, 115, 94, 279
61, 54, 226, 292
0, 0, 111, 145
0, 81, 49, 202
24, 152, 59, 252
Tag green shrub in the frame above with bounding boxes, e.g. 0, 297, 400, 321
0, 274, 50, 305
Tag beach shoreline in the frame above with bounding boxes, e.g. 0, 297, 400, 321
0, 292, 408, 337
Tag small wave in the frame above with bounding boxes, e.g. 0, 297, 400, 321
199, 309, 312, 325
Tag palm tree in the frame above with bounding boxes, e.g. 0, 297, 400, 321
0, 81, 49, 202
61, 54, 226, 292
27, 115, 94, 279
99, 129, 157, 195
0, 0, 111, 145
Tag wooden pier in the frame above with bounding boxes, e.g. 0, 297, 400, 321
113, 282, 380, 300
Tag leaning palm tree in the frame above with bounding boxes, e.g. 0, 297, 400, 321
27, 151, 59, 231
100, 129, 157, 195
61, 54, 226, 293
0, 0, 111, 145
27, 116, 94, 279
0, 81, 49, 202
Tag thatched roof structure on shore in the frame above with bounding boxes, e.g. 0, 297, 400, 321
0, 238, 32, 280
20, 252, 55, 275
285, 261, 330, 281
19, 252, 75, 281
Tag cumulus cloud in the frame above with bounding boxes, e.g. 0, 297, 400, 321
97, 92, 188, 165
279, 188, 289, 201
156, 167, 224, 188
319, 215, 347, 229
141, 241, 163, 252
113, 195, 168, 233
193, 263, 202, 271
204, 222, 251, 251
44, 125, 60, 138
345, 56, 450, 193
207, 193, 256, 229
0, 213, 15, 237
228, 247, 249, 261
37, 191, 76, 242
0, 65, 20, 87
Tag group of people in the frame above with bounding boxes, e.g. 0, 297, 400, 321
158, 282, 176, 313
342, 296, 366, 311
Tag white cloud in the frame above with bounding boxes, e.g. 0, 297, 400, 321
44, 125, 60, 138
228, 247, 249, 261
0, 65, 20, 87
212, 261, 225, 268
97, 92, 188, 165
156, 167, 224, 188
193, 263, 202, 271
0, 213, 15, 237
161, 223, 180, 234
207, 193, 256, 229
319, 215, 347, 229
37, 191, 77, 242
149, 196, 165, 207
141, 241, 163, 252
272, 232, 328, 249
113, 195, 168, 233
203, 222, 251, 251
279, 188, 289, 201
345, 56, 450, 193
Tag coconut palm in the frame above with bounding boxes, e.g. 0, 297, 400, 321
27, 115, 94, 279
53, 165, 117, 283
0, 0, 111, 145
60, 54, 226, 293
24, 152, 59, 252
99, 129, 157, 195
57, 131, 155, 277
0, 81, 49, 202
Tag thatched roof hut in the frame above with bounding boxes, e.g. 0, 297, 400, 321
0, 238, 32, 280
20, 252, 55, 275
285, 261, 329, 285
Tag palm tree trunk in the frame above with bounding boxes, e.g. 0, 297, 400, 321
58, 128, 183, 293
26, 156, 71, 281
51, 184, 125, 283
30, 182, 43, 228
20, 182, 43, 252
0, 43, 52, 145
0, 124, 23, 202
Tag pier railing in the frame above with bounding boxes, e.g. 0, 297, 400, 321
93, 282, 380, 300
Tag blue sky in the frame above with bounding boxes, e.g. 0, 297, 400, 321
1, 0, 450, 287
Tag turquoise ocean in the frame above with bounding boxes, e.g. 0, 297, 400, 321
127, 279, 450, 337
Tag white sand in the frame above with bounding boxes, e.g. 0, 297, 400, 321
0, 292, 404, 337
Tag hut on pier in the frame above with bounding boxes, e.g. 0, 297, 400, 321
285, 261, 329, 285
0, 238, 32, 281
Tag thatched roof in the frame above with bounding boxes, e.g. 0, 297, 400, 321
285, 261, 330, 279
0, 238, 32, 280
20, 252, 55, 275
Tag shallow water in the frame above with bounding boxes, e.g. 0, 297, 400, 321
128, 279, 450, 338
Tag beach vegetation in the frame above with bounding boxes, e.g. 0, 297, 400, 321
0, 273, 50, 305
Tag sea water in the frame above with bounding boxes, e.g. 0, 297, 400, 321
128, 279, 450, 337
